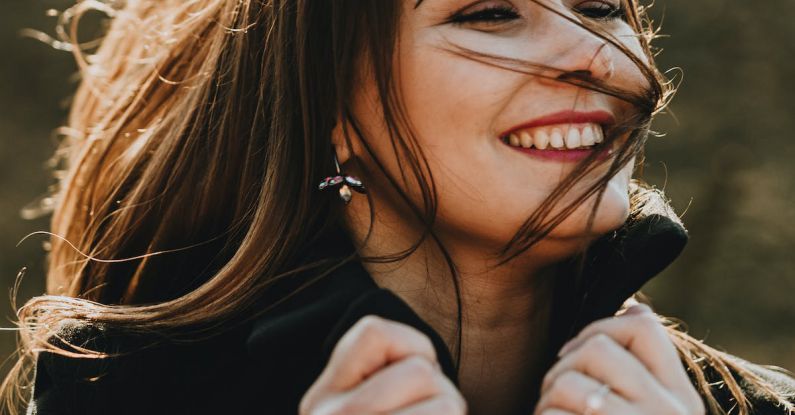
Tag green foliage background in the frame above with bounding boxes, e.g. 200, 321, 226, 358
1, 0, 793, 379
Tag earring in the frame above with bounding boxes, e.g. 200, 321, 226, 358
317, 152, 366, 204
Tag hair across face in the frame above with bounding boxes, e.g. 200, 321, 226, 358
336, 0, 669, 267
5, 4, 787, 415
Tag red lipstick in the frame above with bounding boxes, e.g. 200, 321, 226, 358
499, 110, 616, 163
500, 110, 615, 137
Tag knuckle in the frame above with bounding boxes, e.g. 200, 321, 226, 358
354, 315, 388, 340
633, 312, 661, 331
414, 330, 436, 356
582, 333, 614, 357
555, 370, 580, 390
322, 396, 364, 415
344, 315, 391, 350
402, 355, 436, 380
545, 371, 579, 403
329, 316, 390, 369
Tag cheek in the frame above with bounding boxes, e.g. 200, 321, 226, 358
344, 51, 522, 236
595, 160, 634, 227
393, 50, 636, 248
398, 48, 508, 148
397, 45, 536, 214
396, 56, 548, 236
553, 158, 634, 238
611, 26, 653, 93
358, 19, 644, 252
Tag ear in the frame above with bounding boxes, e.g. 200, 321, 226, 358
330, 116, 352, 165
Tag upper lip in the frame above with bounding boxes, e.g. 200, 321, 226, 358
499, 110, 616, 138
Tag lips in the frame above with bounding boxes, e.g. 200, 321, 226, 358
500, 110, 616, 136
502, 123, 604, 150
499, 110, 616, 161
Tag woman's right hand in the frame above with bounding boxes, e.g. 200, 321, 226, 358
299, 315, 467, 415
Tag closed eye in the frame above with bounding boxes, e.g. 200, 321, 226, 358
575, 1, 626, 21
447, 3, 520, 26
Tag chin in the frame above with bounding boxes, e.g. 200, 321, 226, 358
504, 186, 629, 266
546, 179, 631, 243
433, 168, 633, 263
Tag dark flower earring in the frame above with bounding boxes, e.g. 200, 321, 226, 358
317, 152, 366, 204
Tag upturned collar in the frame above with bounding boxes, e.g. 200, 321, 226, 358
247, 202, 688, 389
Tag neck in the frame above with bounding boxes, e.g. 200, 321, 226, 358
344, 205, 562, 414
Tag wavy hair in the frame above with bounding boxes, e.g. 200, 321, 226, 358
2, 1, 793, 414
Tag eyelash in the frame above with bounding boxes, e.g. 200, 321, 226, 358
448, 1, 626, 26
576, 1, 626, 20
448, 5, 520, 25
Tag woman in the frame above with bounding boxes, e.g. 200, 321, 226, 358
3, 0, 794, 414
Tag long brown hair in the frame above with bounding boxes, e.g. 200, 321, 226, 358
2, 1, 792, 414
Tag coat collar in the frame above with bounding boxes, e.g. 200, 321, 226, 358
246, 205, 688, 394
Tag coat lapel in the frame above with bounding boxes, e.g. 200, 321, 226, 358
547, 212, 688, 355
246, 207, 687, 403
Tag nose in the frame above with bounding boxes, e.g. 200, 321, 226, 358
546, 24, 616, 82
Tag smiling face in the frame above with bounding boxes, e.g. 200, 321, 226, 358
339, 0, 656, 264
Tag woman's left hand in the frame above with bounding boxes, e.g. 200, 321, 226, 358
533, 303, 706, 415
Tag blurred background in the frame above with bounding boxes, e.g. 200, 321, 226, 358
1, 0, 793, 379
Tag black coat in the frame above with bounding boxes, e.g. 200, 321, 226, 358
26, 211, 795, 414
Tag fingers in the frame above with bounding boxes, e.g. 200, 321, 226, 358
391, 394, 468, 415
307, 355, 462, 414
543, 332, 668, 402
545, 305, 706, 415
342, 355, 448, 412
300, 315, 467, 415
534, 370, 634, 415
318, 315, 438, 391
536, 410, 576, 415
558, 305, 689, 392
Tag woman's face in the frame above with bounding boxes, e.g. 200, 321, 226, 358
344, 0, 652, 261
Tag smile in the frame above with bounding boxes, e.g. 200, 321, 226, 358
498, 110, 616, 162
499, 123, 613, 162
500, 122, 603, 150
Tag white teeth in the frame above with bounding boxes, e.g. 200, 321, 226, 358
550, 129, 565, 149
565, 127, 581, 149
535, 130, 550, 150
581, 125, 595, 146
520, 131, 533, 148
502, 123, 604, 150
510, 133, 520, 146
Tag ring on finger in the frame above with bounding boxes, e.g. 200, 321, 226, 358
583, 383, 611, 415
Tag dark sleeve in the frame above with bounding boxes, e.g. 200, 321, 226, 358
26, 350, 109, 415
26, 352, 64, 415
25, 323, 139, 415
26, 321, 260, 415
